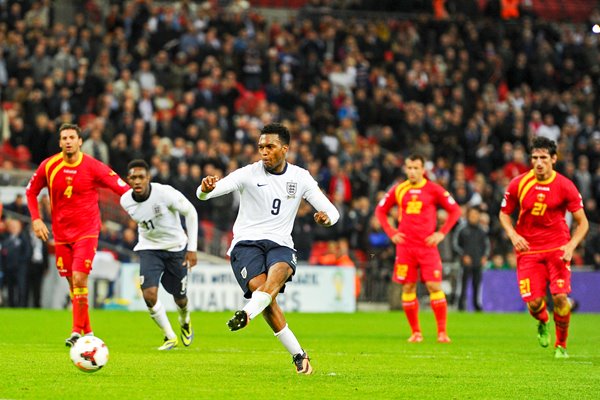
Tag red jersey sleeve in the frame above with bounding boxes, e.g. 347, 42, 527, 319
25, 160, 50, 221
375, 184, 399, 238
433, 184, 461, 235
500, 174, 521, 215
92, 158, 130, 195
563, 178, 584, 213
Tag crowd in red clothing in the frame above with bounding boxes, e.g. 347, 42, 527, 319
2, 1, 600, 305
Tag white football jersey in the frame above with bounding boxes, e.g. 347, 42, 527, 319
197, 161, 339, 254
121, 183, 198, 252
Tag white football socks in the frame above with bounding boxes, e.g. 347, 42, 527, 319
177, 302, 190, 326
149, 300, 176, 340
274, 324, 303, 356
242, 291, 272, 320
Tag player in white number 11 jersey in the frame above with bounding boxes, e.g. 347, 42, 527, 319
197, 123, 339, 374
121, 159, 198, 350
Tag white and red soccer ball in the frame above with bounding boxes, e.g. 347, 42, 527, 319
69, 336, 109, 373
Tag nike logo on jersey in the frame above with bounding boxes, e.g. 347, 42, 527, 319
257, 183, 268, 187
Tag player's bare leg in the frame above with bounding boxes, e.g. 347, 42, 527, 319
527, 297, 550, 348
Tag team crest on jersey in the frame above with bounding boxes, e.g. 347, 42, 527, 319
556, 279, 565, 288
286, 182, 297, 198
153, 204, 162, 217
65, 176, 73, 185
537, 193, 546, 202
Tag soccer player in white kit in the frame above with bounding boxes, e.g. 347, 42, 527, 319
121, 159, 198, 350
197, 123, 339, 374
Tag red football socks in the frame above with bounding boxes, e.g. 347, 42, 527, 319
402, 292, 421, 333
72, 287, 91, 334
430, 291, 448, 334
528, 299, 549, 324
554, 305, 571, 348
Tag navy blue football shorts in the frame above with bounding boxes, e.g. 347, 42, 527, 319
230, 240, 297, 298
138, 249, 188, 299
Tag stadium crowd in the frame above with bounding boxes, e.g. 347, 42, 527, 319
2, 0, 600, 306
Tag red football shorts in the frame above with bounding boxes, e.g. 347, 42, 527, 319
392, 245, 443, 284
54, 237, 98, 277
516, 248, 571, 302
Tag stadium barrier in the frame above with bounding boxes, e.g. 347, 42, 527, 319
478, 269, 600, 313
113, 263, 356, 313
39, 254, 600, 313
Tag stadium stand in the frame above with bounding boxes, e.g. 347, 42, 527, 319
1, 0, 600, 307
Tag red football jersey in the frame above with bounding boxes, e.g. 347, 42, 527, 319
375, 179, 461, 246
26, 152, 130, 243
501, 170, 583, 251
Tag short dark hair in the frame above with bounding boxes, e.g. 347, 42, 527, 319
127, 159, 150, 171
58, 123, 82, 138
261, 123, 290, 145
406, 153, 426, 165
530, 137, 557, 157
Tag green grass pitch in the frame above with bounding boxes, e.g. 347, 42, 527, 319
1, 309, 599, 399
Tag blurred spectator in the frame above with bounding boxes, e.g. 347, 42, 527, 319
1, 0, 600, 302
1, 219, 32, 307
29, 113, 54, 165
113, 69, 141, 103
536, 114, 561, 142
584, 226, 600, 271
453, 206, 490, 311
486, 254, 511, 270
26, 223, 48, 308
574, 155, 593, 201
364, 215, 394, 303
4, 194, 30, 218
109, 133, 132, 178
347, 196, 371, 251
316, 238, 356, 267
292, 201, 317, 262
502, 145, 529, 180
81, 119, 110, 164
153, 158, 172, 186
325, 156, 352, 205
